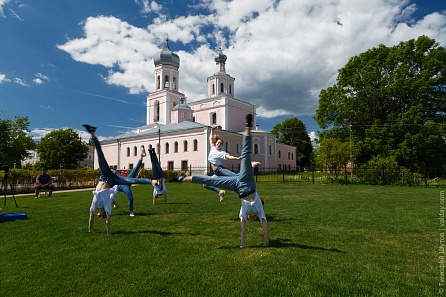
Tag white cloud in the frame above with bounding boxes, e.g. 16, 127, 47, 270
0, 0, 24, 20
0, 73, 10, 83
0, 0, 9, 17
14, 77, 29, 87
57, 0, 446, 120
309, 131, 318, 142
30, 127, 103, 142
33, 73, 49, 85
136, 0, 162, 14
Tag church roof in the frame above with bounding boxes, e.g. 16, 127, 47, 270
214, 50, 227, 63
173, 97, 191, 110
101, 121, 207, 143
153, 38, 180, 68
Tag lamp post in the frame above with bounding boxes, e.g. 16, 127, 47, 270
154, 122, 161, 165
117, 139, 121, 169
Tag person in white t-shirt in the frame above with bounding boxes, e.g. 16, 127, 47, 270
152, 177, 167, 204
239, 193, 269, 248
205, 126, 241, 201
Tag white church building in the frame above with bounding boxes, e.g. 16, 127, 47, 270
96, 40, 296, 174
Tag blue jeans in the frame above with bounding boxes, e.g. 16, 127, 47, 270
93, 137, 153, 187
193, 134, 255, 197
203, 165, 237, 193
117, 158, 143, 212
150, 150, 163, 179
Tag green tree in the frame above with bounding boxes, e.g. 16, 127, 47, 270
271, 117, 313, 166
0, 111, 35, 167
315, 36, 446, 171
315, 138, 350, 170
36, 128, 88, 169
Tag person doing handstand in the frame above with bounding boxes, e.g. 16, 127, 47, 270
179, 115, 269, 248
84, 124, 157, 234
148, 146, 167, 204
109, 146, 147, 216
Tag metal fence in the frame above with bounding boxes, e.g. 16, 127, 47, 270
179, 165, 446, 188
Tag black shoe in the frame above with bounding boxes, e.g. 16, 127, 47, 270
245, 114, 253, 128
83, 124, 96, 133
178, 173, 185, 182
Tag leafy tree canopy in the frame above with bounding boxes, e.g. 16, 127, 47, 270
36, 128, 88, 169
315, 36, 446, 170
0, 111, 35, 167
271, 117, 313, 166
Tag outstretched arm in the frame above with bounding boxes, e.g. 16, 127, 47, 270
88, 213, 94, 233
240, 218, 247, 248
225, 153, 241, 160
261, 219, 269, 247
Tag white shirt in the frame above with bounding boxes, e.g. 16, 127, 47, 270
153, 178, 166, 195
90, 188, 112, 215
208, 145, 227, 166
239, 193, 267, 221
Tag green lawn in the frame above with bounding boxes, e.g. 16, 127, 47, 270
0, 183, 441, 296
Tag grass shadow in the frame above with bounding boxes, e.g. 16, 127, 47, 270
228, 214, 294, 222
218, 238, 345, 253
113, 229, 201, 236
270, 238, 346, 253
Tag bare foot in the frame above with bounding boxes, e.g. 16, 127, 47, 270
252, 161, 261, 168
219, 190, 225, 202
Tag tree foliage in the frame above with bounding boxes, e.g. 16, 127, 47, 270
315, 36, 446, 171
36, 128, 88, 169
271, 117, 313, 166
315, 138, 350, 169
0, 111, 35, 167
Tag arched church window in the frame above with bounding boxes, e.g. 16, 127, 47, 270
211, 112, 217, 125
193, 139, 198, 151
212, 84, 215, 94
184, 140, 188, 152
164, 75, 169, 88
165, 143, 170, 154
174, 142, 178, 153
220, 82, 224, 93
133, 146, 137, 156
127, 147, 130, 157
157, 75, 161, 89
154, 101, 160, 122
173, 77, 177, 89
254, 144, 259, 154
229, 84, 232, 94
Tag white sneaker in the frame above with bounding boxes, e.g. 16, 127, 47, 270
130, 212, 135, 217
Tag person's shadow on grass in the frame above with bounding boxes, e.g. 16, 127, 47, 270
269, 238, 346, 253
218, 238, 345, 252
113, 229, 201, 236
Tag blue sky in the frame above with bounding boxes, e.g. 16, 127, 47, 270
0, 0, 445, 141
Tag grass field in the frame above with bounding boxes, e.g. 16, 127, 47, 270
0, 183, 441, 296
